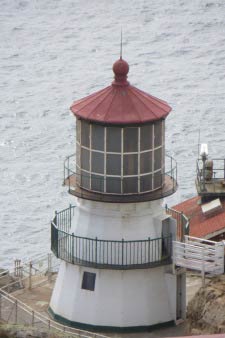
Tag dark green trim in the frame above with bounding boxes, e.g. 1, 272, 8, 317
48, 306, 175, 333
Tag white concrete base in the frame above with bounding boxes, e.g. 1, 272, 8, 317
50, 261, 177, 328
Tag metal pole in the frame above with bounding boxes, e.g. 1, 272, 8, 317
32, 311, 34, 326
201, 247, 205, 287
69, 203, 72, 229
122, 239, 124, 266
29, 262, 32, 290
48, 253, 52, 282
15, 300, 17, 324
0, 292, 2, 320
202, 155, 206, 191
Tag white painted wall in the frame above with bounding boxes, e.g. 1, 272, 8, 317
71, 198, 166, 240
50, 261, 177, 327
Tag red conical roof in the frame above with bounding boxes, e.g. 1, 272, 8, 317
70, 58, 172, 125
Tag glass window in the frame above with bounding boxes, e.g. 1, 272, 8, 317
123, 154, 138, 176
76, 166, 81, 185
153, 172, 162, 190
76, 119, 81, 143
123, 128, 138, 153
81, 121, 90, 147
154, 121, 162, 148
81, 272, 96, 291
140, 174, 152, 192
81, 171, 90, 190
106, 154, 121, 175
140, 151, 152, 174
91, 151, 104, 174
123, 177, 138, 194
106, 177, 121, 194
107, 127, 121, 153
92, 124, 104, 151
91, 174, 104, 192
81, 148, 90, 171
140, 125, 152, 151
76, 145, 81, 168
154, 148, 162, 171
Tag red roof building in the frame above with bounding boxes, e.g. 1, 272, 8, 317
70, 57, 171, 125
173, 196, 225, 240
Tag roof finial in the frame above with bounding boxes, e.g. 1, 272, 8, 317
120, 28, 123, 59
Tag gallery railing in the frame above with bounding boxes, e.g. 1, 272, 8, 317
51, 206, 172, 270
63, 153, 177, 200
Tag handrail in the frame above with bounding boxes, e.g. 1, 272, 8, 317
0, 284, 108, 338
0, 254, 108, 338
51, 205, 172, 269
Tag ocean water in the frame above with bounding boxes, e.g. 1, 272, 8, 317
1, 0, 225, 268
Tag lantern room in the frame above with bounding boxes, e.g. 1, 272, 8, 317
65, 58, 177, 202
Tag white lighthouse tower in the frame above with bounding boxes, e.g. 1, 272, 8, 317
49, 57, 186, 332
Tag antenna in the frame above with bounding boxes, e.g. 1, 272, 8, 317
120, 28, 123, 59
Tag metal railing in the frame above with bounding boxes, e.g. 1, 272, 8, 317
0, 254, 108, 338
165, 205, 189, 242
63, 153, 177, 200
51, 205, 172, 269
196, 158, 225, 193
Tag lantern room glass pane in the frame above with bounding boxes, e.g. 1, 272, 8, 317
76, 145, 81, 168
106, 154, 121, 175
91, 151, 104, 174
107, 127, 121, 153
81, 171, 90, 190
154, 121, 162, 148
140, 125, 153, 151
81, 148, 90, 171
123, 128, 138, 153
154, 148, 162, 171
153, 172, 162, 190
123, 177, 138, 194
92, 124, 104, 151
140, 174, 152, 192
76, 119, 81, 144
106, 177, 121, 194
81, 121, 90, 147
91, 174, 104, 192
140, 151, 152, 174
123, 154, 138, 176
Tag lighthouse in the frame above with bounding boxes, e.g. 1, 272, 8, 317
49, 57, 186, 331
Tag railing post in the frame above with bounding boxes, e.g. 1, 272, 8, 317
29, 261, 32, 290
201, 247, 205, 287
69, 204, 72, 229
122, 239, 124, 266
32, 311, 34, 326
181, 212, 184, 242
72, 233, 74, 264
15, 300, 17, 324
95, 237, 98, 265
148, 237, 150, 263
48, 253, 52, 282
55, 211, 57, 226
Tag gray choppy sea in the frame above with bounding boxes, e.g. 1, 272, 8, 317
1, 0, 225, 267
